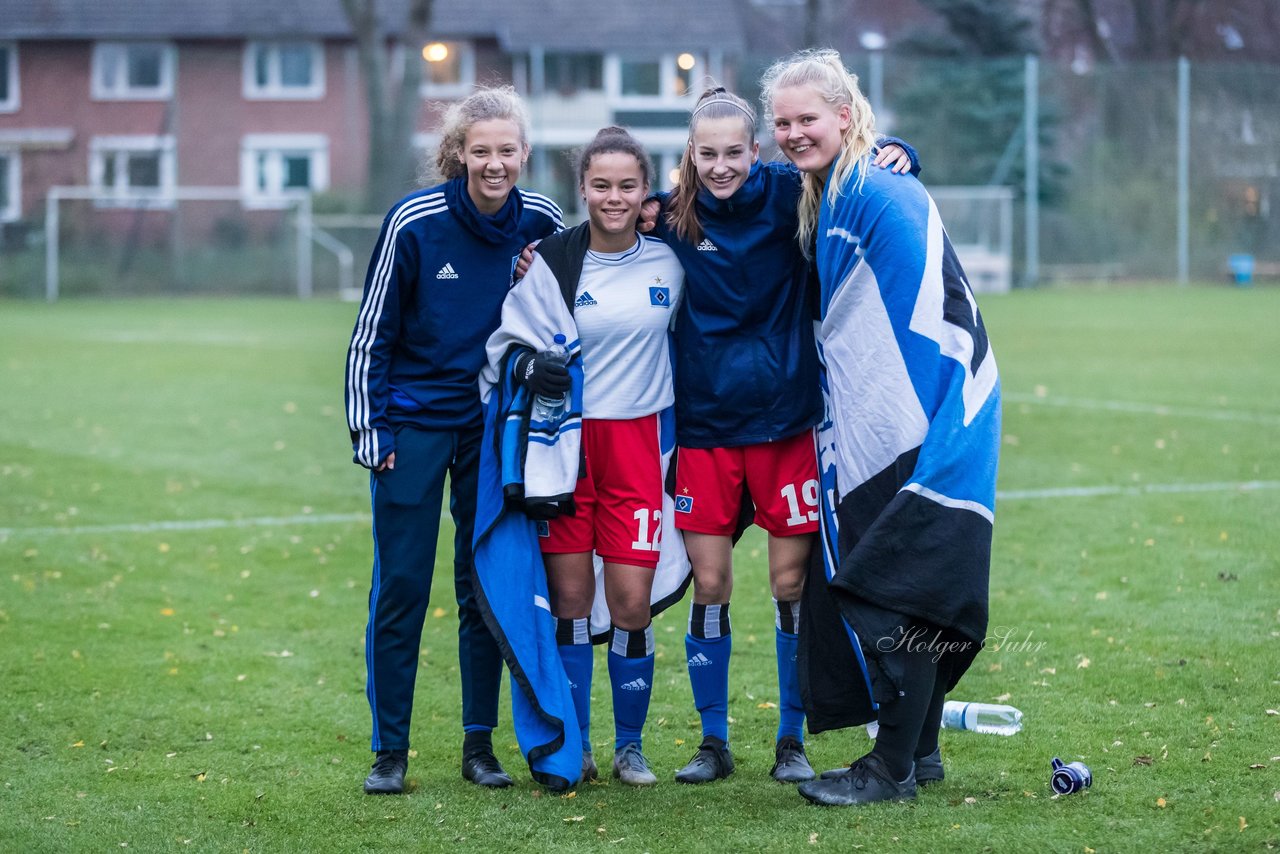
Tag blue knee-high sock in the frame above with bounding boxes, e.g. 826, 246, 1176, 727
608, 624, 654, 750
775, 598, 805, 742
557, 617, 593, 750
686, 602, 732, 743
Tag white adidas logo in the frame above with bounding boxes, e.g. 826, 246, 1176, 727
620, 678, 649, 691
696, 239, 718, 251
687, 653, 712, 667
436, 263, 459, 279
574, 291, 597, 307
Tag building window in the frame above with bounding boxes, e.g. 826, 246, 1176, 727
419, 41, 475, 97
0, 43, 18, 113
240, 134, 329, 208
607, 53, 705, 103
92, 42, 175, 100
89, 136, 176, 206
0, 150, 18, 221
619, 60, 661, 97
545, 52, 603, 95
244, 41, 325, 100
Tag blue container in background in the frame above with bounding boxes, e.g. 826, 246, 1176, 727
1229, 254, 1255, 286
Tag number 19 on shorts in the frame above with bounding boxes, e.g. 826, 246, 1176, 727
780, 480, 820, 527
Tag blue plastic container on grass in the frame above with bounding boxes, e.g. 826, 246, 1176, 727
1228, 254, 1254, 286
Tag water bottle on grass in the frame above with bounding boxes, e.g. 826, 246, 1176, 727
941, 700, 1023, 735
531, 334, 569, 423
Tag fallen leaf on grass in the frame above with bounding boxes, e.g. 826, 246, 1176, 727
1249, 764, 1267, 770
1077, 657, 1091, 669
1134, 755, 1154, 766
809, 832, 819, 844
563, 816, 585, 823
963, 797, 976, 805
1156, 797, 1167, 808
1239, 817, 1248, 832
563, 791, 576, 799
1266, 709, 1278, 716
70, 741, 84, 748
757, 702, 777, 710
160, 608, 175, 617
432, 607, 447, 618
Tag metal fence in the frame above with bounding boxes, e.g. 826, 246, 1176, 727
828, 55, 1280, 285
2, 57, 1277, 298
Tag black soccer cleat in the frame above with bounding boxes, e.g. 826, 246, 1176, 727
462, 749, 514, 788
674, 735, 735, 784
913, 747, 944, 785
770, 736, 815, 783
363, 749, 408, 795
820, 746, 943, 786
798, 752, 917, 806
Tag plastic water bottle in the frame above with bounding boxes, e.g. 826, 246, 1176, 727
941, 700, 1023, 735
531, 334, 569, 423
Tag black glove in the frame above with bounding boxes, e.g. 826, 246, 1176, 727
515, 350, 571, 396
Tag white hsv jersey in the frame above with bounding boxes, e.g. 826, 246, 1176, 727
574, 236, 684, 419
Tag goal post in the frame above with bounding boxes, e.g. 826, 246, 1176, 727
41, 186, 339, 302
929, 186, 1015, 293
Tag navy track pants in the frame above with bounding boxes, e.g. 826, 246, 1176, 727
364, 425, 503, 751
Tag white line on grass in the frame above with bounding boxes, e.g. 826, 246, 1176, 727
0, 513, 369, 538
1005, 392, 1280, 426
997, 479, 1280, 501
4, 480, 1279, 539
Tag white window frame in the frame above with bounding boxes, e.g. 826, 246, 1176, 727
418, 40, 476, 98
88, 135, 176, 207
605, 52, 706, 106
0, 148, 19, 222
91, 42, 176, 101
243, 41, 325, 100
239, 133, 329, 209
0, 42, 19, 113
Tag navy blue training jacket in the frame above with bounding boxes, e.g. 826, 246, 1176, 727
345, 177, 563, 468
654, 160, 818, 448
653, 141, 919, 449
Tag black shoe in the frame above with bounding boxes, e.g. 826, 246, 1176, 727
821, 747, 944, 786
462, 749, 513, 788
797, 752, 916, 806
364, 749, 408, 794
914, 747, 944, 785
770, 736, 815, 783
674, 735, 734, 784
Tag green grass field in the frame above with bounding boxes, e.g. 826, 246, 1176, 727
1, 286, 1278, 852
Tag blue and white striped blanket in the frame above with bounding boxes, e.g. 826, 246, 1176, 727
801, 161, 1001, 731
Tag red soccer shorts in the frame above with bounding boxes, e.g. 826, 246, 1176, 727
674, 429, 820, 537
540, 414, 663, 568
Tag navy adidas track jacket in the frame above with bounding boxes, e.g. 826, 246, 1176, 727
653, 143, 919, 450
653, 160, 820, 448
345, 177, 563, 468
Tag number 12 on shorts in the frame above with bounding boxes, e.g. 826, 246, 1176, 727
780, 480, 820, 527
631, 508, 662, 551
